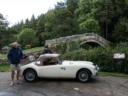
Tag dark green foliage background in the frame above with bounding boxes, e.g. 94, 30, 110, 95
1, 0, 128, 47
1, 0, 128, 73
61, 42, 128, 73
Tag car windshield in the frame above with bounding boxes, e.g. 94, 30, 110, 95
36, 54, 61, 66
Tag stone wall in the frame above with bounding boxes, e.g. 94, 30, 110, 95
45, 33, 110, 47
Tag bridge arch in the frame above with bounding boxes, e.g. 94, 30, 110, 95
80, 40, 106, 48
45, 33, 110, 48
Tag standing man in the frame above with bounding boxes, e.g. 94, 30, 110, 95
42, 44, 53, 54
7, 42, 23, 86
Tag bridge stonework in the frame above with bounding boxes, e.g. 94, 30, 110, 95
45, 33, 110, 48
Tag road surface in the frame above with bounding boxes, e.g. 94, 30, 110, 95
0, 72, 128, 96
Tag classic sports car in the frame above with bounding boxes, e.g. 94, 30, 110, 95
21, 54, 99, 82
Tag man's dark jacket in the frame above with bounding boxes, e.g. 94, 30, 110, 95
7, 48, 23, 64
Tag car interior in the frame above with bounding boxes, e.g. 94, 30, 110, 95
36, 57, 59, 66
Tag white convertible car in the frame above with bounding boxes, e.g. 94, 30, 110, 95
21, 54, 99, 82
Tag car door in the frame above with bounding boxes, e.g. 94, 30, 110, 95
37, 64, 62, 78
58, 63, 76, 78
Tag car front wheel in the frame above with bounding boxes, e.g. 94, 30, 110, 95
77, 69, 91, 82
23, 69, 37, 82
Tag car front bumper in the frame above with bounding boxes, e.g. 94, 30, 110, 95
91, 65, 99, 78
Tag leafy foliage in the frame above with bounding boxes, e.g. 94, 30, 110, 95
62, 42, 128, 73
1, 0, 128, 48
0, 13, 14, 48
112, 18, 128, 42
79, 18, 100, 33
18, 28, 39, 48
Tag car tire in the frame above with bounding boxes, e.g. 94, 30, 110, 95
77, 69, 91, 82
23, 68, 37, 82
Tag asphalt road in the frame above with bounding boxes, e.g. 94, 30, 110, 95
0, 72, 128, 96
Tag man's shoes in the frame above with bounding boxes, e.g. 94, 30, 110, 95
10, 81, 14, 86
16, 80, 22, 85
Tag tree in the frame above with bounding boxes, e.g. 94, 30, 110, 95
66, 0, 79, 34
55, 1, 66, 9
67, 0, 79, 14
18, 28, 39, 48
22, 15, 37, 30
53, 7, 78, 37
36, 14, 45, 45
0, 13, 9, 48
44, 10, 56, 38
23, 18, 31, 28
11, 20, 24, 34
95, 0, 115, 40
79, 18, 100, 33
76, 0, 100, 34
43, 1, 79, 39
95, 0, 128, 41
29, 15, 37, 30
112, 18, 128, 42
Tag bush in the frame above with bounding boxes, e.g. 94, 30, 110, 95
62, 43, 128, 73
53, 43, 67, 54
17, 28, 39, 48
25, 45, 32, 49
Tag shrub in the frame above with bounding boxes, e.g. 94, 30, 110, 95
17, 28, 39, 48
62, 43, 128, 73
25, 45, 32, 49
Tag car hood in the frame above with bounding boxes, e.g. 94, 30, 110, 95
21, 61, 37, 69
62, 60, 94, 66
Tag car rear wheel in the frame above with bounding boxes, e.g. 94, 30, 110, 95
77, 69, 91, 82
23, 69, 37, 82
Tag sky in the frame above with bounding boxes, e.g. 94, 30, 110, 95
0, 0, 64, 26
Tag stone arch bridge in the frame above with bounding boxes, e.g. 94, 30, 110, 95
45, 33, 110, 48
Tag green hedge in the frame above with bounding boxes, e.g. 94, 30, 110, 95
61, 42, 128, 73
0, 64, 10, 72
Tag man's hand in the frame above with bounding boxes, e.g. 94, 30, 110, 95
20, 59, 24, 64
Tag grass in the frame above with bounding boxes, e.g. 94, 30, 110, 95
0, 53, 6, 60
0, 64, 10, 72
99, 72, 128, 77
23, 47, 43, 54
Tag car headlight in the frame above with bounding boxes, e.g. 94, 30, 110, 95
95, 65, 99, 70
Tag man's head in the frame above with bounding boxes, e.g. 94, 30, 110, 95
48, 44, 51, 48
10, 42, 20, 48
44, 45, 48, 49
